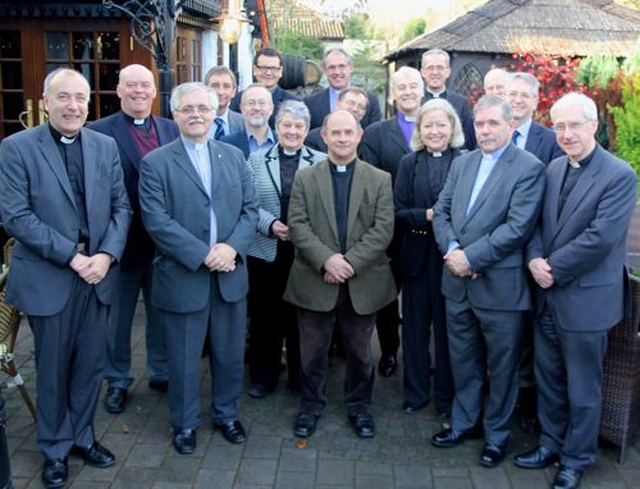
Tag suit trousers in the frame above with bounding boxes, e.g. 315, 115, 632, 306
535, 302, 608, 470
298, 286, 375, 417
0, 388, 11, 489
375, 247, 401, 357
447, 298, 525, 447
161, 273, 246, 430
247, 241, 300, 391
401, 247, 453, 415
29, 276, 107, 459
104, 265, 167, 389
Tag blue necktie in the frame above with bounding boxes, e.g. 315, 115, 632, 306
512, 129, 520, 145
214, 117, 225, 140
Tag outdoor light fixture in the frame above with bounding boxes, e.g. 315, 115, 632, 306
216, 0, 248, 44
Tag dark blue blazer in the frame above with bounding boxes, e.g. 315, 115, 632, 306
89, 111, 179, 269
304, 87, 382, 130
230, 85, 301, 128
359, 115, 411, 183
424, 90, 476, 150
304, 127, 327, 153
220, 130, 278, 159
524, 121, 564, 164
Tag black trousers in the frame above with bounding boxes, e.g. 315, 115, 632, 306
0, 387, 12, 489
297, 286, 375, 417
247, 241, 300, 390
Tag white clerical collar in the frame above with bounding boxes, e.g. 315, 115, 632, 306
432, 151, 443, 158
133, 118, 146, 126
60, 135, 76, 144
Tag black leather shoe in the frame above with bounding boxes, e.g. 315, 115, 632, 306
348, 412, 376, 438
42, 458, 68, 489
402, 401, 429, 414
431, 427, 481, 448
378, 354, 398, 377
148, 380, 168, 393
294, 413, 319, 438
172, 428, 196, 454
247, 384, 275, 399
104, 386, 127, 414
480, 443, 505, 468
215, 420, 246, 444
70, 441, 115, 468
552, 466, 583, 489
513, 445, 560, 469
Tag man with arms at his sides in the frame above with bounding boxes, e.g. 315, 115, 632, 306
305, 86, 369, 153
284, 110, 396, 440
431, 95, 545, 468
513, 93, 637, 489
507, 72, 564, 165
204, 65, 245, 139
139, 83, 258, 455
304, 49, 381, 130
0, 68, 131, 488
230, 47, 301, 128
89, 63, 179, 414
221, 83, 276, 158
421, 49, 476, 150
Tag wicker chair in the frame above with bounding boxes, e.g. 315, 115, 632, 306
599, 203, 640, 463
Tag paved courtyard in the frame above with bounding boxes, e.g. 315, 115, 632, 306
3, 302, 640, 488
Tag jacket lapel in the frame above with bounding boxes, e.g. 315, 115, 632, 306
111, 112, 141, 170
82, 130, 97, 218
346, 160, 365, 235
315, 161, 339, 241
555, 152, 601, 234
464, 146, 513, 223
37, 126, 75, 207
173, 140, 209, 197
264, 145, 281, 197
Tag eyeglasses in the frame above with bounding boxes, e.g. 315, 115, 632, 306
343, 99, 367, 111
255, 65, 281, 72
552, 120, 591, 133
174, 105, 214, 115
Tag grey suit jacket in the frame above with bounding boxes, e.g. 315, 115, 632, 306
433, 143, 545, 311
0, 124, 132, 315
284, 159, 397, 315
246, 144, 326, 262
526, 145, 637, 331
139, 138, 259, 313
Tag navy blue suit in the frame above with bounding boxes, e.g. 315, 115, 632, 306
523, 121, 564, 165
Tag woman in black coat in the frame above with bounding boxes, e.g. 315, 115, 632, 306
394, 98, 465, 421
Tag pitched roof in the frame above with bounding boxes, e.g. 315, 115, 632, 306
266, 0, 344, 40
385, 0, 640, 60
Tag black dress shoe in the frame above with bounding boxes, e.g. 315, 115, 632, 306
42, 458, 68, 489
294, 413, 319, 438
172, 428, 196, 454
348, 412, 376, 438
215, 420, 246, 444
513, 445, 559, 469
431, 427, 481, 448
552, 466, 583, 489
402, 401, 429, 414
480, 443, 505, 468
148, 380, 168, 393
104, 386, 127, 414
378, 354, 398, 377
70, 441, 115, 468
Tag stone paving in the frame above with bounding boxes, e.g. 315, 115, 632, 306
3, 303, 640, 488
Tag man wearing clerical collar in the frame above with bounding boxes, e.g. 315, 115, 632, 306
89, 64, 179, 416
284, 110, 396, 440
0, 68, 132, 488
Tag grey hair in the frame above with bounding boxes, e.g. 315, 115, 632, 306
411, 98, 465, 151
240, 82, 272, 103
550, 92, 598, 123
43, 68, 89, 96
390, 66, 424, 92
275, 100, 311, 129
323, 48, 353, 67
507, 72, 539, 97
474, 94, 513, 122
421, 49, 450, 68
170, 82, 218, 112
204, 65, 238, 88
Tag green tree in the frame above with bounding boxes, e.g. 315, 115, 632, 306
609, 75, 640, 191
399, 18, 426, 44
274, 30, 324, 60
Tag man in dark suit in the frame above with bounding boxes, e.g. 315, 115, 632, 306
513, 93, 637, 489
360, 66, 424, 378
431, 95, 545, 468
506, 72, 563, 165
421, 48, 476, 150
204, 65, 245, 139
305, 86, 369, 153
229, 47, 301, 129
504, 70, 564, 434
139, 82, 259, 455
304, 48, 382, 130
0, 68, 132, 488
221, 83, 277, 158
89, 64, 179, 414
284, 110, 396, 440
